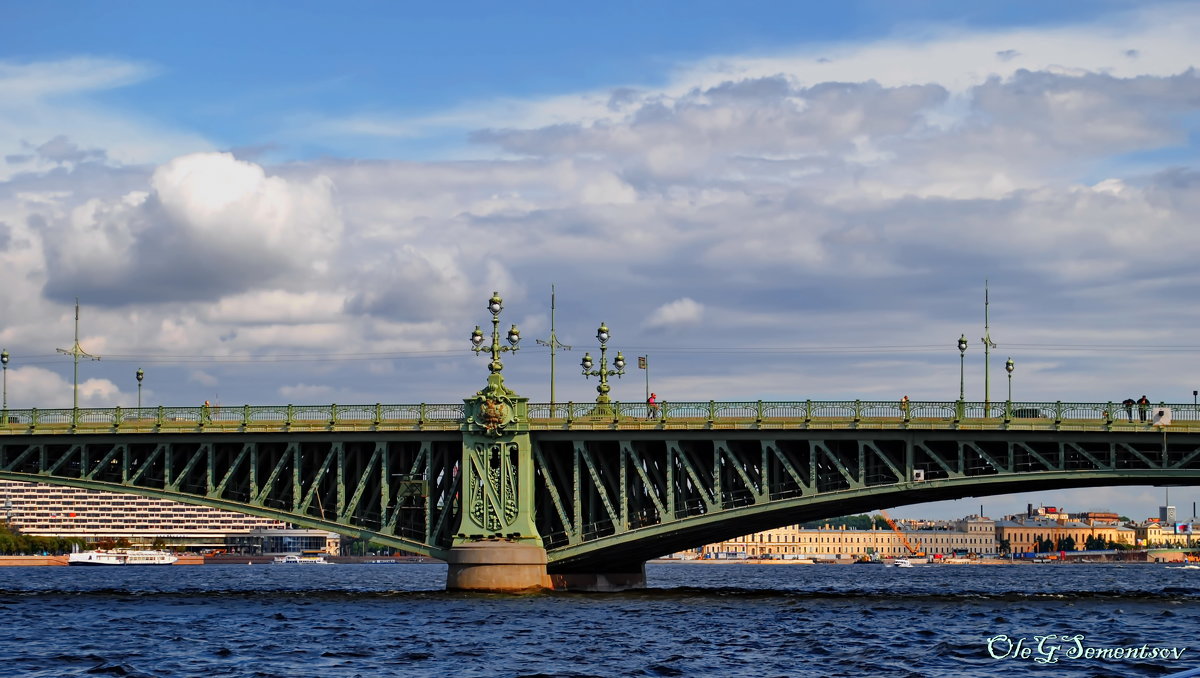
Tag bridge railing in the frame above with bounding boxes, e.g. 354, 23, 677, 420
1, 399, 1195, 434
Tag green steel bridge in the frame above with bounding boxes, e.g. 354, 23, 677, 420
2, 396, 1199, 584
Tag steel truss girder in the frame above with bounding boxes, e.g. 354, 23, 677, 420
0, 432, 459, 559
534, 430, 1200, 573
2, 428, 1199, 570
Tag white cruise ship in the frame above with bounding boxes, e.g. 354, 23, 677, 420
272, 554, 332, 565
67, 550, 179, 566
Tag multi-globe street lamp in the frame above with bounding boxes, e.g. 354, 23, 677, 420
957, 334, 968, 398
957, 334, 968, 419
470, 291, 521, 376
581, 322, 625, 409
1, 349, 8, 411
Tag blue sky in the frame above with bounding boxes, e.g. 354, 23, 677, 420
2, 1, 1199, 521
2, 1, 1152, 160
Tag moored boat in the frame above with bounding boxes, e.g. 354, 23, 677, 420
272, 554, 332, 565
68, 550, 179, 566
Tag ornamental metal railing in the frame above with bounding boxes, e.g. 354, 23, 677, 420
0, 399, 1192, 435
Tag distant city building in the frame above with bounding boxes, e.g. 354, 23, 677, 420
694, 506, 1187, 560
0, 480, 288, 550
1135, 519, 1196, 547
698, 516, 998, 559
989, 504, 1200, 552
1025, 504, 1067, 520
1136, 520, 1165, 546
226, 528, 341, 555
993, 516, 1135, 553
1076, 511, 1121, 525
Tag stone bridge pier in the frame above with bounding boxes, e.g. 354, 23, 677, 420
450, 364, 645, 592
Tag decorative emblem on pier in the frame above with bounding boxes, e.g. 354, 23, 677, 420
477, 396, 514, 437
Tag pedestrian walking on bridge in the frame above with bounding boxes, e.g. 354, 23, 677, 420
646, 393, 659, 419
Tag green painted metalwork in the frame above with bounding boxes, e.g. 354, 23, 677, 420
55, 300, 101, 423
0, 431, 461, 559
534, 285, 571, 406
535, 429, 1200, 573
456, 291, 541, 544
2, 398, 1199, 576
579, 322, 625, 410
4, 399, 1195, 435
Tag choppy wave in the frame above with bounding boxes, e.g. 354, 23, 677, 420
1, 563, 1197, 677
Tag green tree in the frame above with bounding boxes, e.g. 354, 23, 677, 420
0, 521, 83, 554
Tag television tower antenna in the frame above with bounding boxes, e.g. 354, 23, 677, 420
535, 285, 571, 406
56, 298, 101, 411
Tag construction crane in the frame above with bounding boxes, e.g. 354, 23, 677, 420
879, 509, 925, 557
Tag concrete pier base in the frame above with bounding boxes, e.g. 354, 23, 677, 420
445, 541, 552, 592
445, 541, 648, 592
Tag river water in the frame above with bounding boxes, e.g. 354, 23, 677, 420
0, 562, 1197, 677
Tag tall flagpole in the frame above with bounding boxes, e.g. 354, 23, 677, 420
535, 285, 571, 407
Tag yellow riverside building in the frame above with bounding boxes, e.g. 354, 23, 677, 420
694, 510, 1151, 561
992, 518, 1136, 553
698, 516, 997, 560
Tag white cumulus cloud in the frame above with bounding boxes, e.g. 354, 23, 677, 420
40, 151, 342, 304
645, 298, 704, 330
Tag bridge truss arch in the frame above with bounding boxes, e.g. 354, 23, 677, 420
0, 432, 461, 560
2, 422, 1199, 576
533, 429, 1200, 573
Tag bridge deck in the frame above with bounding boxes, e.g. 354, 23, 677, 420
2, 398, 1197, 574
0, 399, 1188, 434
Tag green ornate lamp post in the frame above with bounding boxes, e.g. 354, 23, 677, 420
136, 368, 144, 412
581, 322, 625, 411
1, 349, 8, 412
470, 291, 521, 392
1005, 357, 1014, 402
956, 334, 968, 420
